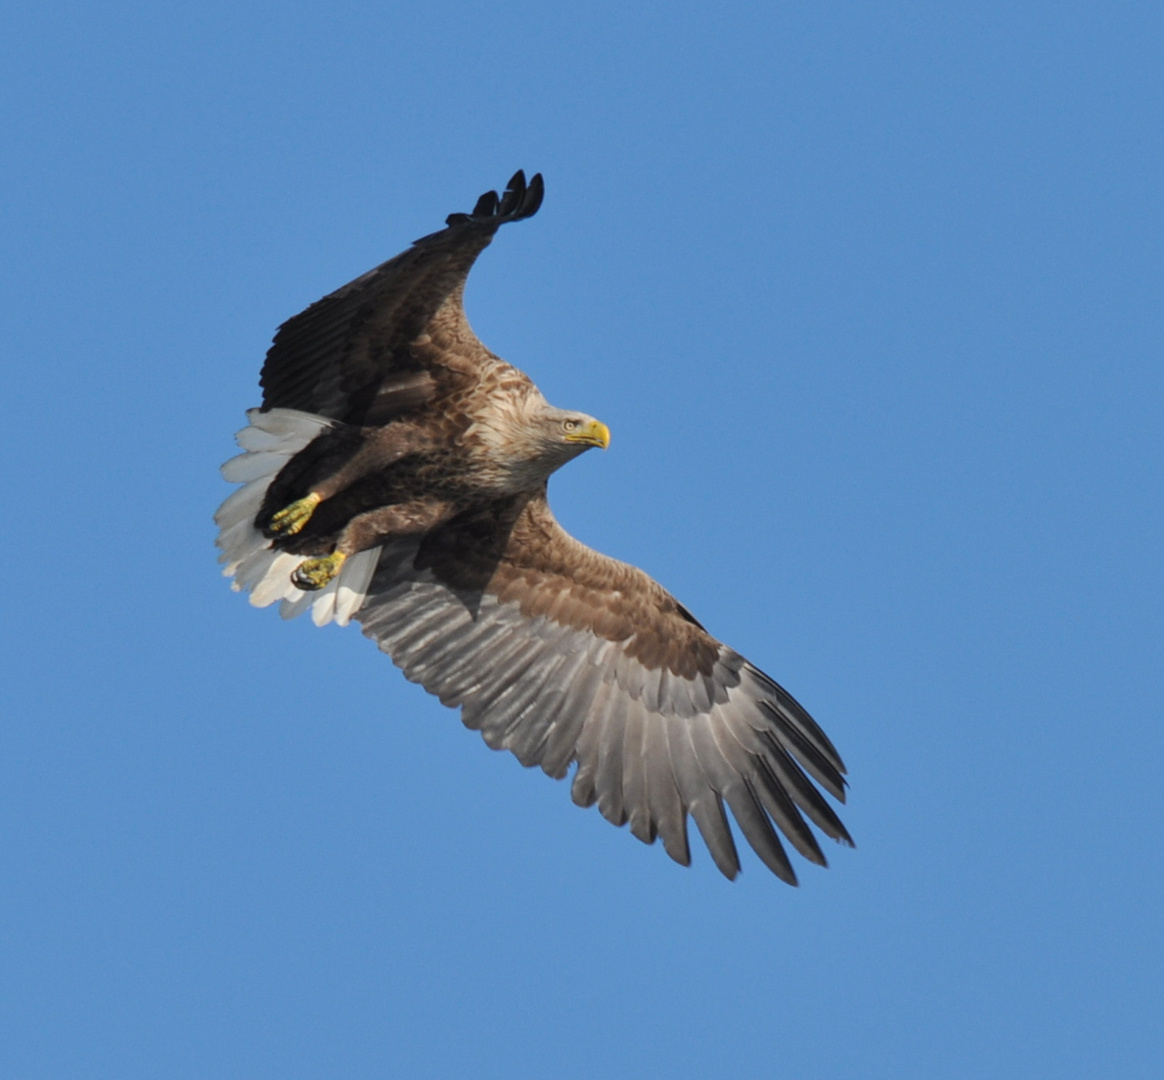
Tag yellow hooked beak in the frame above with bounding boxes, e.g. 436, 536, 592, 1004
565, 418, 611, 450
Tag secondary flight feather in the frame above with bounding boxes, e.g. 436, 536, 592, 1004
216, 171, 853, 882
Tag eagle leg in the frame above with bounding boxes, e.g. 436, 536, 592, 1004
267, 492, 322, 537
292, 550, 347, 591
291, 498, 453, 591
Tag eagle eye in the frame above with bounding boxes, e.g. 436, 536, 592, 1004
563, 419, 578, 431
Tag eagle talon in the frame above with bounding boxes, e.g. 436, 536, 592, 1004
292, 551, 347, 591
269, 492, 322, 536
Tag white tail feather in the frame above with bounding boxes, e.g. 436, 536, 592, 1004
214, 478, 268, 533
221, 450, 296, 484
334, 547, 381, 626
279, 589, 316, 621
215, 408, 382, 628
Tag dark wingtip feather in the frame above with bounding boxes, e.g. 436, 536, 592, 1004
473, 189, 499, 217
750, 665, 848, 776
520, 173, 545, 219
443, 171, 544, 230
498, 171, 526, 216
727, 786, 799, 885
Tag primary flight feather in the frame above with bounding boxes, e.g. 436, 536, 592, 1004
216, 170, 852, 882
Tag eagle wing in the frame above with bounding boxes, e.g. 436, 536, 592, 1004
259, 171, 545, 425
356, 493, 852, 882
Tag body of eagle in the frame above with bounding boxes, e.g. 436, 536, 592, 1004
216, 171, 852, 882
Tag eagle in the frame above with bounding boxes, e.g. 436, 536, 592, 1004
216, 171, 852, 882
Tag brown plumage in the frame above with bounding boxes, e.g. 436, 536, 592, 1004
216, 171, 852, 882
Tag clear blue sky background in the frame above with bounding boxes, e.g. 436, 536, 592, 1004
3, 3, 1161, 1077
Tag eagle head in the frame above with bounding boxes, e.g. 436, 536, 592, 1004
530, 403, 610, 467
466, 393, 610, 492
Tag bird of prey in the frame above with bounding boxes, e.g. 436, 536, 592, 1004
216, 171, 852, 882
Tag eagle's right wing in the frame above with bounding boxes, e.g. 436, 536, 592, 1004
258, 170, 544, 425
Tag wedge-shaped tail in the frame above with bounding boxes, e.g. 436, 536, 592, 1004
215, 408, 381, 628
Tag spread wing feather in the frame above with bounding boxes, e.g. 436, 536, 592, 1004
259, 171, 544, 423
356, 495, 852, 881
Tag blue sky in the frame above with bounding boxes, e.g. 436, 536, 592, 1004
3, 2, 1162, 1077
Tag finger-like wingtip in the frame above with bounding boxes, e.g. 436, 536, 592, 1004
498, 170, 526, 216
445, 170, 545, 229
522, 172, 545, 219
472, 189, 499, 217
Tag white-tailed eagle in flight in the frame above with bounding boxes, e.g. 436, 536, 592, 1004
216, 171, 852, 882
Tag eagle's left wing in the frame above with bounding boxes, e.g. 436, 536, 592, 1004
356, 493, 852, 882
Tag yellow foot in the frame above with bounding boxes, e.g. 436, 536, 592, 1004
268, 492, 322, 536
292, 551, 347, 591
